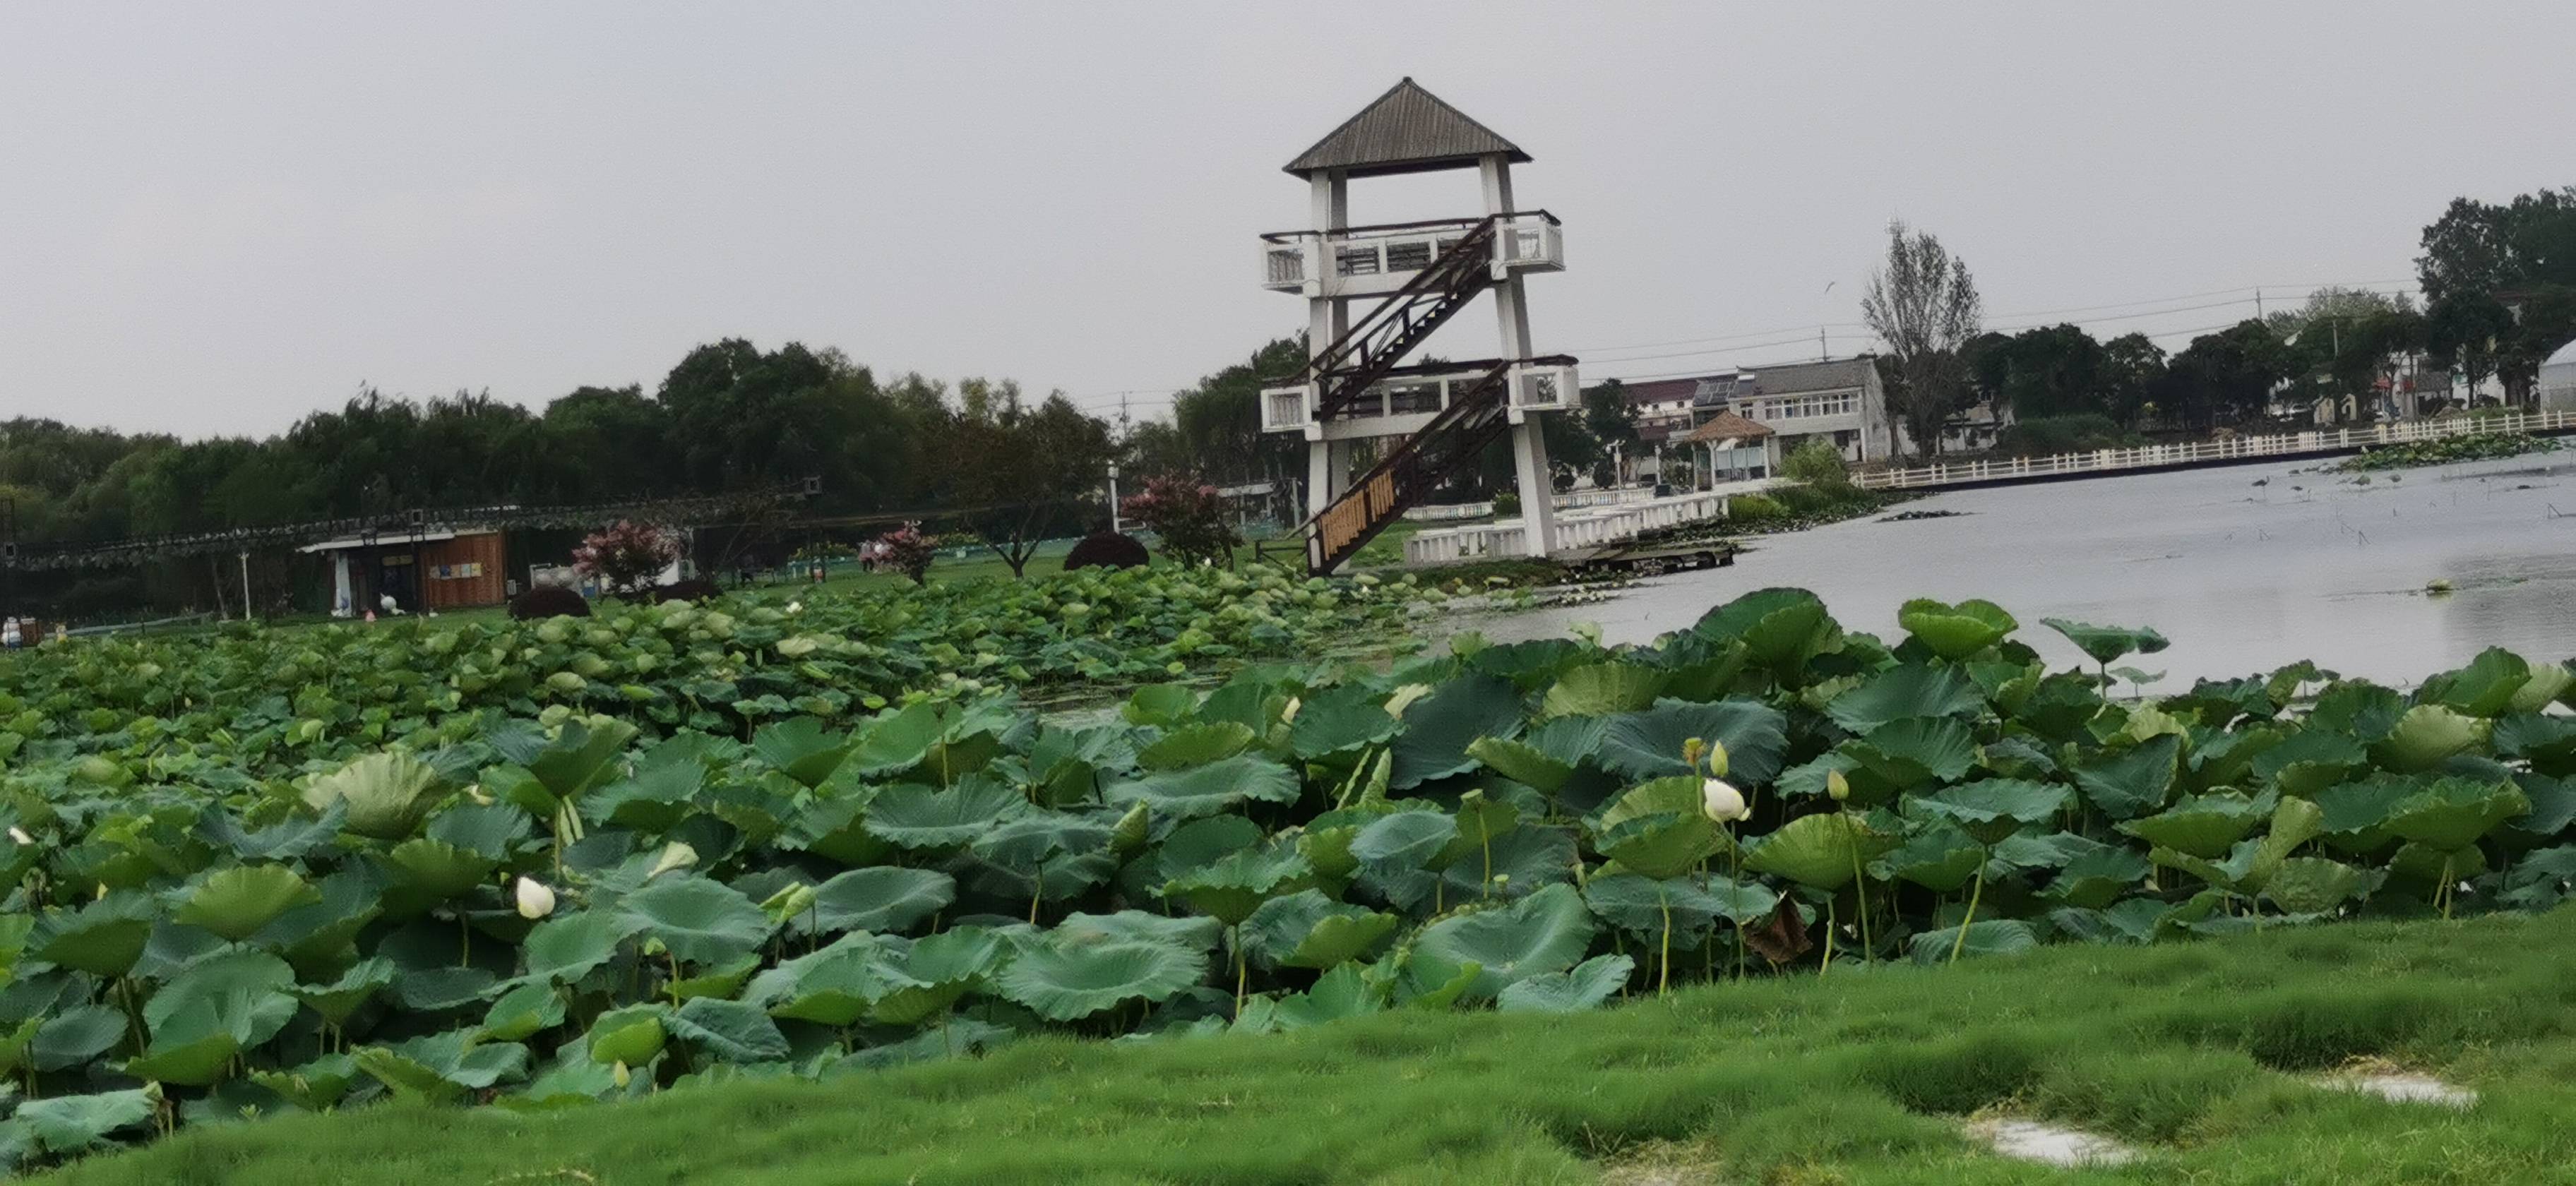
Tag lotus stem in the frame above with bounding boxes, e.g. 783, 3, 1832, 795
1232, 926, 1248, 1017
1657, 884, 1673, 998
1480, 830, 1494, 900
1949, 851, 1988, 965
1845, 812, 1873, 964
2439, 852, 2456, 921
1819, 896, 1836, 978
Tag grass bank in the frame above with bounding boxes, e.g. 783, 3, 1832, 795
49, 908, 2576, 1185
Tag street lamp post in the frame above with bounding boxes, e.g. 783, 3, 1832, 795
1107, 462, 1122, 534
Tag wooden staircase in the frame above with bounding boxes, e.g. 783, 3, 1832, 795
1300, 361, 1516, 575
1291, 217, 1501, 421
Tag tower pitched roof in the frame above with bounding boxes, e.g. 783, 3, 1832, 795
1284, 78, 1530, 179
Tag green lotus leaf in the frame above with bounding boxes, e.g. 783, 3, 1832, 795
122, 1032, 240, 1087
1049, 911, 1225, 951
2040, 846, 2153, 909
1388, 674, 1525, 789
2390, 840, 2488, 884
972, 812, 1114, 871
2249, 729, 2368, 798
155, 864, 312, 945
1120, 683, 1199, 729
1582, 872, 1775, 938
1162, 845, 1314, 926
619, 876, 773, 966
2312, 773, 2417, 854
1897, 598, 2019, 661
33, 891, 157, 978
1839, 717, 1982, 801
849, 701, 946, 775
585, 1004, 669, 1067
1285, 685, 1400, 760
2073, 733, 2182, 819
478, 981, 568, 1043
2415, 647, 2532, 719
2152, 839, 2264, 894
741, 934, 902, 1026
383, 837, 499, 900
865, 779, 1034, 849
1691, 587, 1837, 676
197, 798, 346, 862
427, 801, 533, 860
2493, 713, 2576, 775
2500, 845, 2576, 910
870, 928, 1006, 1025
1103, 756, 1303, 820
1882, 826, 1987, 893
249, 1053, 364, 1113
13, 1086, 158, 1156
2041, 618, 2171, 666
1906, 918, 2038, 964
1596, 813, 1719, 882
2510, 661, 2576, 714
1597, 698, 1789, 784
1540, 663, 1670, 719
494, 716, 638, 808
590, 748, 711, 832
750, 717, 854, 788
1348, 809, 1460, 872
1467, 736, 1575, 796
2116, 790, 2275, 858
1496, 952, 1635, 1014
303, 750, 447, 840
1236, 962, 1387, 1034
2372, 704, 2485, 773
795, 866, 955, 938
354, 1029, 530, 1101
2261, 856, 2379, 915
1135, 721, 1256, 772
1909, 779, 2070, 846
996, 938, 1208, 1021
2382, 776, 2529, 851
1745, 812, 1894, 890
32, 1007, 126, 1073
0, 1017, 42, 1080
1825, 664, 1987, 733
668, 997, 790, 1064
1241, 889, 1398, 969
1413, 882, 1594, 1001
523, 908, 647, 983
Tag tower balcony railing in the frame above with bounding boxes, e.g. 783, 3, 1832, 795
1258, 211, 1563, 296
1262, 357, 1578, 433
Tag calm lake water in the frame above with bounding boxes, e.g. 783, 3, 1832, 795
1477, 452, 2576, 690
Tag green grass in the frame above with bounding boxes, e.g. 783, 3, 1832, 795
48, 909, 2576, 1185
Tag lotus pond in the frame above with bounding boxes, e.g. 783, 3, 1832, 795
0, 580, 2572, 1172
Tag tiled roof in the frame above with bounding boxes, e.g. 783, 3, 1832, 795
1679, 410, 1774, 444
1285, 78, 1530, 178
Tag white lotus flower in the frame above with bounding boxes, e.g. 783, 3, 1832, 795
513, 877, 556, 920
785, 601, 804, 615
647, 841, 699, 881
1701, 778, 1748, 823
6, 827, 30, 846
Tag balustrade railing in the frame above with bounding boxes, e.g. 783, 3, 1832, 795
1856, 409, 2576, 491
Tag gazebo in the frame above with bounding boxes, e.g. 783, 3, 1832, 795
2541, 337, 2576, 411
1678, 410, 1774, 486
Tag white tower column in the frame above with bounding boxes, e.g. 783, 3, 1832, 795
1483, 154, 1556, 556
1304, 170, 1352, 521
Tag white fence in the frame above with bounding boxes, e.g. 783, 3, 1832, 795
1857, 409, 2576, 491
1400, 486, 1660, 523
1405, 481, 1766, 565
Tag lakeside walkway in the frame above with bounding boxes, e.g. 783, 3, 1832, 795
1856, 407, 2576, 492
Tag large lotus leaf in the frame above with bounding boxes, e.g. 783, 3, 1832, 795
848, 701, 946, 775
797, 867, 955, 937
1582, 872, 1775, 938
583, 1003, 669, 1067
1897, 598, 2019, 661
167, 864, 321, 942
667, 997, 790, 1065
1241, 890, 1398, 970
1120, 683, 1200, 729
750, 717, 854, 789
1413, 883, 1594, 1002
249, 1053, 364, 1113
1881, 826, 1986, 893
1162, 846, 1314, 926
2493, 713, 2576, 775
2510, 661, 2576, 714
1909, 779, 2069, 846
2310, 773, 2416, 855
497, 717, 638, 807
866, 779, 1034, 849
13, 1087, 157, 1156
1597, 777, 1703, 831
34, 891, 157, 978
1746, 812, 1892, 890
1825, 665, 1987, 733
1155, 815, 1266, 882
2152, 839, 2265, 894
428, 801, 535, 861
997, 938, 1208, 1021
1597, 699, 1789, 785
477, 981, 568, 1043
871, 928, 1006, 1025
145, 947, 297, 1048
2115, 790, 2274, 858
355, 1029, 530, 1101
590, 743, 713, 832
198, 799, 347, 862
2040, 846, 2153, 909
121, 1031, 238, 1088
303, 750, 446, 840
0, 1016, 40, 1079
1467, 737, 1575, 796
383, 837, 499, 900
2390, 840, 2488, 885
2041, 618, 2171, 666
1389, 675, 1525, 789
1136, 722, 1257, 772
1840, 717, 1982, 800
32, 1007, 124, 1073
523, 909, 646, 983
1540, 663, 1670, 719
1597, 813, 1719, 882
1236, 962, 1387, 1034
1349, 809, 1460, 872
619, 876, 773, 966
2382, 777, 2529, 851
1691, 587, 1837, 675
972, 812, 1114, 873
1906, 919, 2039, 964
2500, 845, 2576, 910
1049, 911, 1224, 951
1104, 756, 1303, 821
2415, 647, 2533, 719
2073, 733, 2182, 820
1393, 950, 1482, 1010
782, 798, 894, 868
2371, 705, 2485, 773
1287, 685, 1400, 760
2262, 857, 2379, 915
2249, 729, 2368, 798
741, 934, 904, 1026
1497, 952, 1635, 1014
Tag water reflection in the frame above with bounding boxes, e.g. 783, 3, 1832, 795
1476, 453, 2576, 689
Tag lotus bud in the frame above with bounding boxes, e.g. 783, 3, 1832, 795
1701, 778, 1748, 823
786, 601, 803, 615
1827, 768, 1852, 803
646, 841, 698, 881
612, 1060, 632, 1089
1280, 696, 1301, 724
1681, 737, 1706, 769
514, 877, 556, 920
467, 786, 494, 807
1706, 741, 1729, 779
6, 827, 30, 846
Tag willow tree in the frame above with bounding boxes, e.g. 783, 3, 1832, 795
1861, 222, 1983, 461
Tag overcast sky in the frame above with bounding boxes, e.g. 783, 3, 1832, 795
4, 1, 2570, 439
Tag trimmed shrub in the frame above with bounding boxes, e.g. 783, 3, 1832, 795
509, 585, 591, 620
1995, 414, 2136, 457
652, 577, 722, 603
1782, 438, 1855, 492
1063, 531, 1150, 572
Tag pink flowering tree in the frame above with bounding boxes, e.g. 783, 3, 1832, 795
572, 520, 680, 597
875, 523, 937, 585
1121, 476, 1239, 566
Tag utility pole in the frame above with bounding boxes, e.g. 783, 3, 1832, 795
238, 551, 252, 622
2255, 288, 2263, 320
1818, 325, 1828, 361
1107, 462, 1122, 534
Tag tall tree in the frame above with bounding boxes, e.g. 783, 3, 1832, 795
1861, 221, 1983, 460
2099, 333, 2167, 428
